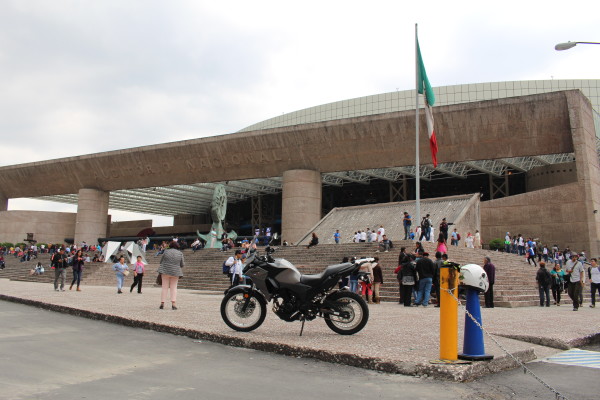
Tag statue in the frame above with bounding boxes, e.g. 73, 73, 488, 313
197, 184, 237, 248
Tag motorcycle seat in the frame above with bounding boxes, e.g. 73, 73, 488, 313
300, 262, 353, 286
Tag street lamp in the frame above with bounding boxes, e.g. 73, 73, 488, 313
555, 41, 600, 51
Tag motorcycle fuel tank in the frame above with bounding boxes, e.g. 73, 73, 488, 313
273, 258, 301, 285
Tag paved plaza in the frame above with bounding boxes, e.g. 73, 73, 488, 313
1, 279, 598, 382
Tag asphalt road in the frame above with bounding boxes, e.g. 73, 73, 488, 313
0, 301, 597, 400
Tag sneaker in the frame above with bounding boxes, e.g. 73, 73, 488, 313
55, 288, 59, 291
60, 288, 65, 291
573, 307, 578, 311
590, 304, 595, 308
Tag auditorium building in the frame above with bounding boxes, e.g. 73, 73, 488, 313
0, 80, 599, 254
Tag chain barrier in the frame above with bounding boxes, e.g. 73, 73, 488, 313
443, 288, 569, 400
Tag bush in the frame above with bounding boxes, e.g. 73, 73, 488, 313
488, 238, 504, 251
1, 242, 15, 248
15, 242, 26, 249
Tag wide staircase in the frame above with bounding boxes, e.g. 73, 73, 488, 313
2, 245, 592, 307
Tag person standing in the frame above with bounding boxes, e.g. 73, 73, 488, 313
130, 255, 145, 294
157, 241, 184, 310
550, 263, 565, 306
402, 212, 412, 240
333, 230, 341, 244
504, 232, 511, 253
358, 260, 374, 304
517, 234, 525, 256
482, 256, 495, 308
225, 250, 244, 290
589, 258, 600, 308
399, 254, 417, 306
435, 232, 447, 254
395, 247, 410, 304
414, 252, 435, 307
439, 218, 449, 243
52, 248, 68, 291
433, 252, 443, 307
377, 225, 385, 242
112, 256, 129, 294
536, 262, 552, 307
372, 257, 383, 304
420, 215, 431, 241
474, 230, 482, 249
69, 249, 84, 291
450, 229, 459, 247
338, 257, 350, 289
566, 254, 585, 311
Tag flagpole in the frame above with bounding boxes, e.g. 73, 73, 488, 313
415, 23, 421, 236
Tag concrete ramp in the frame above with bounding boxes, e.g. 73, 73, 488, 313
297, 194, 480, 245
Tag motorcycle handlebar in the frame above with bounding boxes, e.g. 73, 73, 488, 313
353, 257, 375, 265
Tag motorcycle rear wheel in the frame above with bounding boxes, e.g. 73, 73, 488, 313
221, 289, 267, 332
324, 291, 369, 335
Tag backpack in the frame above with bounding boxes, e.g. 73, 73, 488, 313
457, 233, 461, 241
222, 261, 230, 275
422, 218, 431, 229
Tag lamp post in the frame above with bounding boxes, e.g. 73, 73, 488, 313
555, 41, 600, 51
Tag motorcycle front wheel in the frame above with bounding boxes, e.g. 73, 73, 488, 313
324, 291, 369, 335
220, 288, 267, 332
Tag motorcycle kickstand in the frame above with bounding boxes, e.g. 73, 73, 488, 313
299, 318, 306, 337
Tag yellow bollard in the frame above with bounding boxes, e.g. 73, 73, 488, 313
439, 264, 459, 360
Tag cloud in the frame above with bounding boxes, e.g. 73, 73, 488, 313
1, 0, 599, 220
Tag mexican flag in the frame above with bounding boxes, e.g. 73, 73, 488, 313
416, 39, 438, 167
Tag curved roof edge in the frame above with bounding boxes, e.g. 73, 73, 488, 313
239, 79, 600, 132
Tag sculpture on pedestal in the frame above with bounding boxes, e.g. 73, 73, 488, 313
197, 184, 237, 248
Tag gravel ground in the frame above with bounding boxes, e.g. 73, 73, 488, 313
1, 279, 598, 381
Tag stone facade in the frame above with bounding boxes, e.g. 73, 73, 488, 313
0, 210, 76, 244
0, 90, 598, 251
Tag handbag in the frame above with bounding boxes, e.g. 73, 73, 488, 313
123, 269, 130, 276
401, 275, 415, 285
156, 274, 162, 285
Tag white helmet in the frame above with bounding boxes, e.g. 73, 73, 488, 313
459, 264, 489, 293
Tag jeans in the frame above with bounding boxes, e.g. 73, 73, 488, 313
568, 282, 583, 309
538, 285, 550, 306
552, 284, 562, 304
349, 278, 359, 294
401, 284, 413, 306
414, 277, 433, 306
591, 282, 600, 306
54, 268, 66, 290
404, 225, 410, 240
71, 270, 82, 287
484, 284, 494, 308
130, 273, 143, 293
116, 274, 124, 290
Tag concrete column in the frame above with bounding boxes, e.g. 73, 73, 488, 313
282, 169, 322, 245
0, 193, 7, 211
74, 188, 109, 245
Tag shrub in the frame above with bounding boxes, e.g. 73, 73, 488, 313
488, 238, 504, 251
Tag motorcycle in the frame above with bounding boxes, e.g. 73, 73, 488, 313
220, 246, 372, 335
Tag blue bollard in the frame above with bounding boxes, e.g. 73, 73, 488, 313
458, 288, 494, 361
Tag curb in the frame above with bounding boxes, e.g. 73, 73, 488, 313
0, 294, 535, 382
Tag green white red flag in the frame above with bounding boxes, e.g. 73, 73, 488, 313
416, 38, 437, 167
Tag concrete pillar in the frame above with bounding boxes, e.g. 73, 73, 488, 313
0, 193, 7, 211
74, 188, 109, 245
282, 169, 322, 245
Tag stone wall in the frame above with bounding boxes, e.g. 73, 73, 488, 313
481, 182, 590, 251
109, 220, 153, 237
0, 210, 76, 244
526, 162, 577, 192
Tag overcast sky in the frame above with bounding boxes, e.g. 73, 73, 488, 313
2, 0, 599, 226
